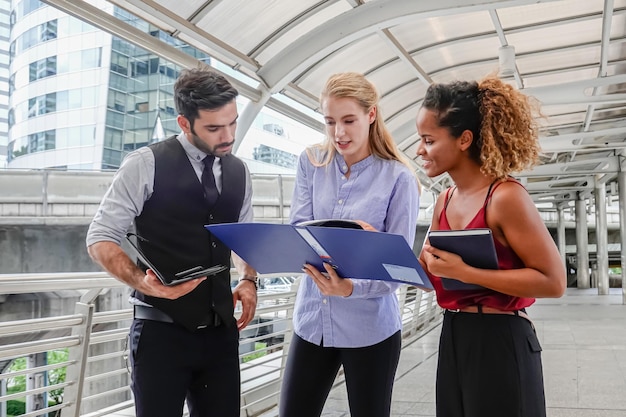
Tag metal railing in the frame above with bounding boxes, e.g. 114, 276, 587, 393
0, 272, 442, 417
0, 169, 617, 226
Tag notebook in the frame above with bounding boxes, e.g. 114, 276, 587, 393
125, 233, 228, 286
427, 228, 498, 290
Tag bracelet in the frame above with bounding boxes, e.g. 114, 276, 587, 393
239, 276, 258, 289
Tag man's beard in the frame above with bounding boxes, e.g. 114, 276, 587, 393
189, 129, 235, 157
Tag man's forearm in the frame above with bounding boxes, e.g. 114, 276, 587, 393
88, 241, 146, 291
232, 251, 257, 282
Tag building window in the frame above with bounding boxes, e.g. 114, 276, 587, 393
41, 19, 57, 41
102, 148, 123, 168
27, 92, 56, 118
29, 56, 57, 81
15, 0, 44, 22
104, 127, 123, 150
110, 51, 129, 75
15, 19, 57, 53
28, 130, 55, 152
253, 144, 297, 169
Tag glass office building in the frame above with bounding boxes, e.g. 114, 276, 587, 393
5, 0, 320, 172
0, 0, 9, 168
6, 0, 198, 170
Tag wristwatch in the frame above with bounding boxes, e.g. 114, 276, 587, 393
239, 275, 258, 289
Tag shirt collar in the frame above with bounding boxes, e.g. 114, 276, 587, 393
177, 132, 220, 162
334, 153, 375, 174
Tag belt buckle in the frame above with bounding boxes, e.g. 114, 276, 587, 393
447, 308, 461, 313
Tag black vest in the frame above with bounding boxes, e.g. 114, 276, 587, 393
134, 136, 246, 330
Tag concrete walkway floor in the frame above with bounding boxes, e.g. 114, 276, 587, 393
318, 288, 626, 417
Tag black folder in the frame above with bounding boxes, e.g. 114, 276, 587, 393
125, 233, 228, 286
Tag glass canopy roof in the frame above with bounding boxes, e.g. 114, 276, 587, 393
46, 0, 626, 205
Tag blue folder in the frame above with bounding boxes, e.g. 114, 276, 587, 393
205, 222, 432, 289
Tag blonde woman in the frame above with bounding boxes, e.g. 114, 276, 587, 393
279, 72, 420, 417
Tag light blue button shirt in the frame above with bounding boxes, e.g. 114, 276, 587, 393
289, 150, 420, 348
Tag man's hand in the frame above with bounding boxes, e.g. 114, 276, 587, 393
138, 269, 206, 299
233, 279, 257, 330
88, 241, 205, 299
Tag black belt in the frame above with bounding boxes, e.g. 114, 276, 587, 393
133, 305, 221, 329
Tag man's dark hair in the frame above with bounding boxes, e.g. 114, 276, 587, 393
174, 68, 239, 126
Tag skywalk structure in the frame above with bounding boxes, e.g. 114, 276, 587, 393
2, 0, 626, 416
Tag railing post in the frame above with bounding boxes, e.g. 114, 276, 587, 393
1, 379, 6, 417
61, 289, 100, 417
42, 170, 49, 217
277, 175, 285, 224
411, 289, 424, 335
277, 280, 299, 401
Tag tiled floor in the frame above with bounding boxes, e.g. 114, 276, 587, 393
317, 288, 626, 417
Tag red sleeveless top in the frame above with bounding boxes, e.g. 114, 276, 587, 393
430, 179, 535, 311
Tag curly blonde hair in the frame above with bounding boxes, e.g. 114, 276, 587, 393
422, 76, 541, 179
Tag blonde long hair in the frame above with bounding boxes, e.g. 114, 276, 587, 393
307, 72, 416, 177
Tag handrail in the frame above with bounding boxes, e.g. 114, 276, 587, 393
0, 272, 441, 417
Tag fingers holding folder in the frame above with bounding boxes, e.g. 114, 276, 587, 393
138, 268, 207, 300
302, 262, 354, 297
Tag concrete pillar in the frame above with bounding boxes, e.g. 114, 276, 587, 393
594, 176, 609, 295
556, 205, 566, 271
575, 195, 590, 289
618, 171, 626, 304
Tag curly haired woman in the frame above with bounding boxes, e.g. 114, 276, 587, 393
416, 76, 565, 417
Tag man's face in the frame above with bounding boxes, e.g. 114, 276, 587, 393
177, 100, 238, 157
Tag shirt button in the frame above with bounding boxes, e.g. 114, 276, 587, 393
323, 299, 327, 304
212, 242, 217, 248
342, 165, 347, 171
209, 214, 214, 220
338, 199, 343, 204
341, 176, 346, 180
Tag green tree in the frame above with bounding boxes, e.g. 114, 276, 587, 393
47, 349, 68, 413
7, 350, 68, 416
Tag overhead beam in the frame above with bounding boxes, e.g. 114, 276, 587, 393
107, 0, 260, 71
539, 126, 626, 152
257, 0, 559, 91
523, 74, 626, 105
519, 157, 621, 177
377, 29, 433, 86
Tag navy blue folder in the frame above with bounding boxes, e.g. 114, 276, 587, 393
206, 222, 433, 289
427, 228, 498, 290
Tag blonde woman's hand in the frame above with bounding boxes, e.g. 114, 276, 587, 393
302, 262, 353, 297
353, 220, 376, 231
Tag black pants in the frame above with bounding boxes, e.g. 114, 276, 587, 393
279, 331, 401, 417
129, 319, 240, 417
436, 311, 545, 417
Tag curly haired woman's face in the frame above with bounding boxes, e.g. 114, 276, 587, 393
415, 108, 465, 178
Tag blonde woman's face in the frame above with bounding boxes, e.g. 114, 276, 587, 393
322, 96, 375, 167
